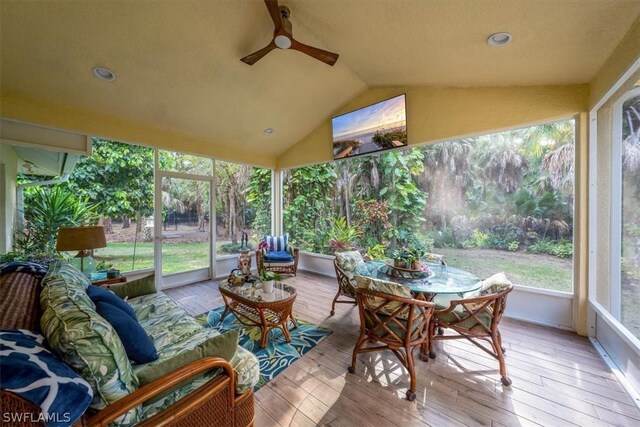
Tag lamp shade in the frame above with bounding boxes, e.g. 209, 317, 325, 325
56, 226, 107, 252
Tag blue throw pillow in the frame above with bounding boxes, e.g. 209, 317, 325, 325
94, 301, 158, 364
0, 329, 93, 427
87, 285, 136, 319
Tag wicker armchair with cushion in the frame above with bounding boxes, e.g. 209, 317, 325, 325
330, 251, 364, 316
428, 272, 514, 386
348, 275, 435, 401
0, 262, 257, 427
256, 234, 299, 276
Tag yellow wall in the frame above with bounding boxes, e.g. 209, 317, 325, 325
277, 85, 589, 169
0, 92, 277, 169
589, 15, 640, 109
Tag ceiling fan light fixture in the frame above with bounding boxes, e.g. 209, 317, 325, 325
92, 66, 116, 81
487, 32, 512, 46
274, 35, 292, 49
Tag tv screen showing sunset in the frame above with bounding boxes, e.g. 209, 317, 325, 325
332, 94, 407, 160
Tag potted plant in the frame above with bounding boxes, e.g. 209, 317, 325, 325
392, 246, 426, 270
392, 248, 416, 269
259, 269, 281, 293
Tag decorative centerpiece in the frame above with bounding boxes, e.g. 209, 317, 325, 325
392, 247, 426, 271
259, 269, 281, 293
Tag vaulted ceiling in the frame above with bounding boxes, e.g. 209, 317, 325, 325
1, 0, 639, 164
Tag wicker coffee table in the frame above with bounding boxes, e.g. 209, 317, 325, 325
219, 280, 298, 348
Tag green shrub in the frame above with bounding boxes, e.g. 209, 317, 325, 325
461, 229, 490, 249
507, 241, 519, 252
487, 224, 523, 250
526, 239, 573, 258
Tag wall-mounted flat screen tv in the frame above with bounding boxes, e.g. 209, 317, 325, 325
332, 94, 407, 160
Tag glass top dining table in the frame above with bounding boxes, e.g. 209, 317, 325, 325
354, 260, 481, 298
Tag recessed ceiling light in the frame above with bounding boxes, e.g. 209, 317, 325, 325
487, 32, 513, 46
264, 128, 274, 136
92, 66, 116, 81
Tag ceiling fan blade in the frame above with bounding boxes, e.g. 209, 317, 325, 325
290, 39, 339, 66
240, 41, 276, 65
264, 0, 282, 31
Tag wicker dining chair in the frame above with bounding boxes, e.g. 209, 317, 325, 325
330, 251, 364, 316
348, 276, 435, 401
428, 273, 514, 386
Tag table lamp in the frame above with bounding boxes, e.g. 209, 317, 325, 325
56, 226, 107, 276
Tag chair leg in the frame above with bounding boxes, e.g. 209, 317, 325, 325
348, 332, 367, 374
492, 332, 511, 386
330, 291, 341, 316
427, 320, 437, 359
405, 346, 417, 401
497, 329, 506, 354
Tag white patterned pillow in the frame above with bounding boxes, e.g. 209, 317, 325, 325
0, 329, 93, 426
264, 234, 288, 252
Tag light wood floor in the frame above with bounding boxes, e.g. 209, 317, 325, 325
165, 271, 640, 427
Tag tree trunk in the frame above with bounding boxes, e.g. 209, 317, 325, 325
136, 212, 144, 233
229, 194, 237, 245
102, 217, 113, 234
122, 215, 130, 229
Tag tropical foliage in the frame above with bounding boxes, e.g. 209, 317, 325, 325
16, 186, 99, 257
283, 120, 576, 263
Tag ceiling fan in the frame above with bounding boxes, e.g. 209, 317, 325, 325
241, 0, 339, 66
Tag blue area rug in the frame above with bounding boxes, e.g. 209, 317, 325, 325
197, 306, 332, 391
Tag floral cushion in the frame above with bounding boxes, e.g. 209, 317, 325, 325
40, 262, 139, 426
335, 251, 365, 281
0, 329, 93, 427
434, 273, 513, 333
354, 275, 414, 319
128, 293, 260, 395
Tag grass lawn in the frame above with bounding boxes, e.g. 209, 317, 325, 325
95, 241, 238, 274
438, 248, 573, 292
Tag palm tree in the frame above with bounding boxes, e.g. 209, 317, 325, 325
419, 139, 474, 230
480, 133, 528, 194
521, 120, 575, 194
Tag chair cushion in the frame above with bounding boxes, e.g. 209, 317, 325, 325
355, 275, 414, 319
107, 274, 156, 299
40, 262, 140, 424
0, 329, 93, 427
87, 285, 137, 319
95, 301, 158, 364
264, 234, 288, 252
434, 308, 494, 332
464, 272, 513, 299
335, 251, 365, 281
128, 293, 260, 395
135, 330, 238, 385
263, 250, 294, 262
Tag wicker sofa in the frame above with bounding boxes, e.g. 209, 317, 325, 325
0, 263, 257, 426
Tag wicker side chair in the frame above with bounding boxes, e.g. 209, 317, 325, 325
348, 276, 435, 401
256, 245, 299, 276
330, 251, 364, 316
428, 273, 514, 386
